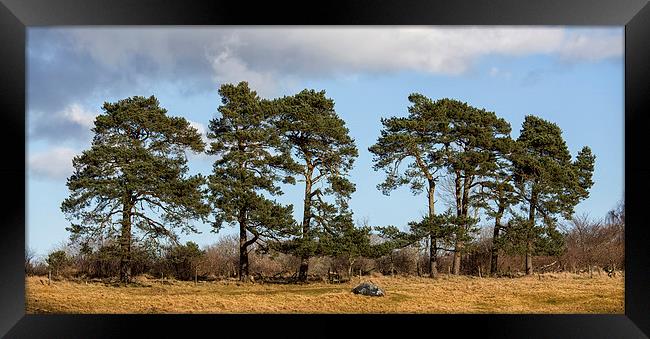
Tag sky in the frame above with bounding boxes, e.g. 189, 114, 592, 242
26, 26, 624, 258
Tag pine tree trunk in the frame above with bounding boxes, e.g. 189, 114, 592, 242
490, 207, 504, 276
298, 257, 309, 282
298, 169, 313, 283
427, 179, 438, 279
526, 191, 537, 275
238, 211, 250, 282
119, 194, 132, 283
429, 234, 438, 278
453, 241, 463, 275
452, 172, 463, 275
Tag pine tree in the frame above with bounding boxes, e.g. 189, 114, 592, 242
206, 82, 298, 282
317, 217, 375, 278
61, 96, 209, 283
370, 95, 509, 276
474, 137, 518, 276
369, 94, 449, 278
275, 89, 358, 282
511, 115, 595, 274
438, 99, 511, 275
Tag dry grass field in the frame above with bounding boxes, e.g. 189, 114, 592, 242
26, 272, 624, 314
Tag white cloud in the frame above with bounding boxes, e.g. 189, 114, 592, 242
59, 27, 622, 95
187, 120, 209, 144
61, 103, 97, 129
488, 66, 512, 79
207, 48, 281, 98
186, 120, 212, 162
558, 29, 623, 62
28, 147, 78, 180
29, 103, 98, 141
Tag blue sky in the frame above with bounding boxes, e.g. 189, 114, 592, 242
26, 27, 624, 257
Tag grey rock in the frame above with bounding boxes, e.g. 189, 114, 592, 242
351, 282, 385, 297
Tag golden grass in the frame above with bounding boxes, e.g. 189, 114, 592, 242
26, 272, 624, 314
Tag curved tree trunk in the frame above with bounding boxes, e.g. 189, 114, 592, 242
453, 175, 472, 275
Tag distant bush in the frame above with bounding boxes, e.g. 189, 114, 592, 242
71, 241, 159, 279
46, 250, 70, 277
376, 247, 419, 276
165, 241, 204, 281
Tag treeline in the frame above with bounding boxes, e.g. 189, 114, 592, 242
27, 202, 623, 281
43, 81, 612, 283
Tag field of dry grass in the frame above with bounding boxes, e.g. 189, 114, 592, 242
26, 272, 624, 314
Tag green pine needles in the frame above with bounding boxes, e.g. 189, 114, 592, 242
61, 96, 210, 282
61, 86, 596, 282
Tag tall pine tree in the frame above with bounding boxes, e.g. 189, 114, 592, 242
275, 89, 358, 282
61, 96, 209, 283
206, 82, 298, 282
369, 94, 451, 278
511, 115, 595, 274
473, 141, 519, 276
434, 99, 512, 275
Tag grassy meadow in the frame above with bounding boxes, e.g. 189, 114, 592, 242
26, 272, 624, 314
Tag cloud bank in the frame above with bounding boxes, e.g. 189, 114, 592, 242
28, 147, 78, 180
27, 27, 622, 180
29, 27, 622, 114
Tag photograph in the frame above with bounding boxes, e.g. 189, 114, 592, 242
25, 26, 624, 314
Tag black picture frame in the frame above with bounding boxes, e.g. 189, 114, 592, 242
1, 0, 649, 337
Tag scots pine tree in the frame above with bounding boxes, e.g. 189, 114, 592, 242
511, 115, 595, 274
61, 96, 209, 283
369, 94, 449, 278
474, 137, 518, 276
206, 82, 297, 282
438, 99, 511, 275
275, 89, 358, 282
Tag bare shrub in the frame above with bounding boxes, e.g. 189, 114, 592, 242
201, 234, 239, 278
249, 249, 284, 277
376, 247, 419, 276
25, 248, 36, 275
562, 211, 624, 274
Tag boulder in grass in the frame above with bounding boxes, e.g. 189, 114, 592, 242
352, 282, 385, 297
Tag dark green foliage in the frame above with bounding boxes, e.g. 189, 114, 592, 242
369, 94, 448, 196
80, 241, 158, 279
206, 82, 298, 281
274, 89, 358, 281
511, 115, 595, 274
435, 99, 511, 274
369, 95, 510, 276
316, 217, 377, 277
46, 250, 69, 276
474, 136, 518, 275
369, 94, 451, 277
498, 215, 565, 257
375, 211, 475, 255
61, 95, 209, 282
165, 241, 205, 281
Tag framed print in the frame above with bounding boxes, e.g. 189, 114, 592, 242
1, 0, 649, 337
